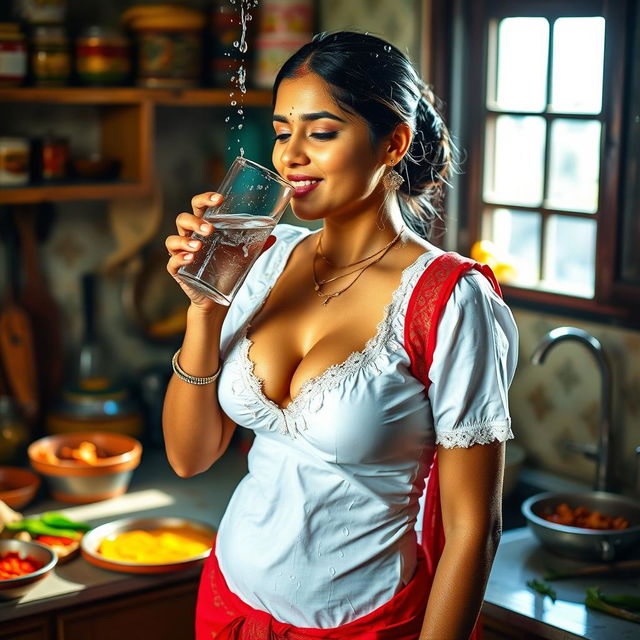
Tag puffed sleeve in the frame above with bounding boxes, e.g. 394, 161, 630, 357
427, 270, 518, 448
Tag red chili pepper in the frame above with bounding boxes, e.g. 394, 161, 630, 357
36, 535, 76, 547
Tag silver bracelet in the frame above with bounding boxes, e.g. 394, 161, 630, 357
171, 348, 221, 385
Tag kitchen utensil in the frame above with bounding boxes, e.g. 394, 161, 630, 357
81, 516, 216, 574
0, 466, 40, 510
0, 217, 38, 419
14, 205, 64, 410
0, 539, 57, 600
101, 179, 163, 275
522, 491, 640, 562
28, 431, 142, 503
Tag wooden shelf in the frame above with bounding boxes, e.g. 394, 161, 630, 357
0, 87, 273, 107
0, 182, 149, 204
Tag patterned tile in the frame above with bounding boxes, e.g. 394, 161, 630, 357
527, 383, 553, 421
555, 358, 582, 394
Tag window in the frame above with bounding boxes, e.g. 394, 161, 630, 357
433, 0, 637, 323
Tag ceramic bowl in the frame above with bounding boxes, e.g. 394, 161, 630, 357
28, 432, 142, 504
0, 539, 57, 600
522, 491, 640, 562
0, 467, 41, 510
81, 516, 216, 574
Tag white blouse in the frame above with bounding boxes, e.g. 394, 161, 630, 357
214, 224, 518, 628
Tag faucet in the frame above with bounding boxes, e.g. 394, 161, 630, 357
531, 327, 614, 493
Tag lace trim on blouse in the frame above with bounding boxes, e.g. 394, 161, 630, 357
435, 421, 514, 449
235, 247, 434, 438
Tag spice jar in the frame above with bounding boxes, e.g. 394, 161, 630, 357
32, 136, 69, 181
31, 24, 71, 86
0, 137, 30, 186
122, 4, 205, 89
76, 26, 131, 86
0, 23, 27, 86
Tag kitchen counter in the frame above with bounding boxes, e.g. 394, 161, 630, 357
3, 450, 639, 640
484, 527, 640, 640
0, 446, 248, 624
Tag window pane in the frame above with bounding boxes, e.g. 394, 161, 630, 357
483, 208, 541, 286
493, 18, 549, 112
484, 115, 546, 206
551, 17, 605, 114
543, 215, 596, 297
547, 119, 601, 213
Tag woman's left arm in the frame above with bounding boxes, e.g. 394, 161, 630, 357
418, 440, 505, 640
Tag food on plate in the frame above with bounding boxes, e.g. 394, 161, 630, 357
0, 550, 43, 580
542, 503, 630, 530
98, 526, 212, 564
34, 441, 109, 466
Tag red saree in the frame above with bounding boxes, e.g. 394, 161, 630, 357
196, 252, 501, 640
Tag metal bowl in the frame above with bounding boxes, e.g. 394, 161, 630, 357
0, 539, 57, 600
81, 516, 216, 574
28, 432, 142, 504
522, 491, 640, 562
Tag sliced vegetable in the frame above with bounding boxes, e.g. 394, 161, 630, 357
40, 512, 91, 533
526, 579, 557, 602
0, 551, 42, 579
585, 587, 640, 623
36, 535, 77, 547
5, 519, 81, 540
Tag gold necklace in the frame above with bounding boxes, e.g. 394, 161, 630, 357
318, 230, 403, 268
312, 232, 403, 305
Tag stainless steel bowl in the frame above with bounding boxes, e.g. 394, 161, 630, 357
0, 539, 58, 600
522, 491, 640, 562
81, 516, 216, 574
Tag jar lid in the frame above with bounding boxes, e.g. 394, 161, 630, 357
33, 24, 68, 43
77, 25, 129, 45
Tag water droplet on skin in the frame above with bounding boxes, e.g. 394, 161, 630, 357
329, 567, 336, 577
342, 527, 350, 537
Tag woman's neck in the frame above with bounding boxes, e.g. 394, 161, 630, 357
319, 193, 406, 266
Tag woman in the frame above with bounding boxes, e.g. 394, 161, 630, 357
163, 32, 518, 640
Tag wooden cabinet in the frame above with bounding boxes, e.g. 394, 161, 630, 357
0, 579, 198, 640
0, 88, 271, 205
0, 616, 51, 640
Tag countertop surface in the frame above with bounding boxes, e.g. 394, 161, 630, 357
484, 527, 640, 640
0, 446, 248, 623
2, 448, 639, 639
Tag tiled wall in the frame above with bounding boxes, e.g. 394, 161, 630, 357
510, 309, 639, 494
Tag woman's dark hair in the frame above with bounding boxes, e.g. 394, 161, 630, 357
273, 31, 457, 238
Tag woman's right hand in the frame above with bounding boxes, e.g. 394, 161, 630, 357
166, 192, 223, 312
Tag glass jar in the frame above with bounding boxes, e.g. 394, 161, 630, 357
31, 24, 71, 86
76, 26, 131, 86
0, 137, 30, 186
0, 23, 27, 86
32, 135, 69, 181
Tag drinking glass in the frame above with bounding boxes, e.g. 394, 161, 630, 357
177, 156, 294, 305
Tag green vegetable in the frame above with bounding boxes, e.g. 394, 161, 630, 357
526, 579, 557, 602
5, 519, 81, 540
586, 587, 640, 623
40, 512, 91, 533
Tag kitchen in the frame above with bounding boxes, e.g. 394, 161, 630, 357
1, 0, 639, 639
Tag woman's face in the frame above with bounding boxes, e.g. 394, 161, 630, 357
272, 72, 386, 222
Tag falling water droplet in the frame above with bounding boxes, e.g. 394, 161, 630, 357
233, 40, 239, 48
231, 100, 237, 106
224, 116, 230, 122
342, 527, 350, 537
239, 41, 248, 54
238, 123, 243, 129
237, 108, 243, 115
384, 45, 391, 52
329, 567, 336, 577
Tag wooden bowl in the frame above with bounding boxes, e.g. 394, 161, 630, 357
0, 467, 41, 510
27, 432, 142, 504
